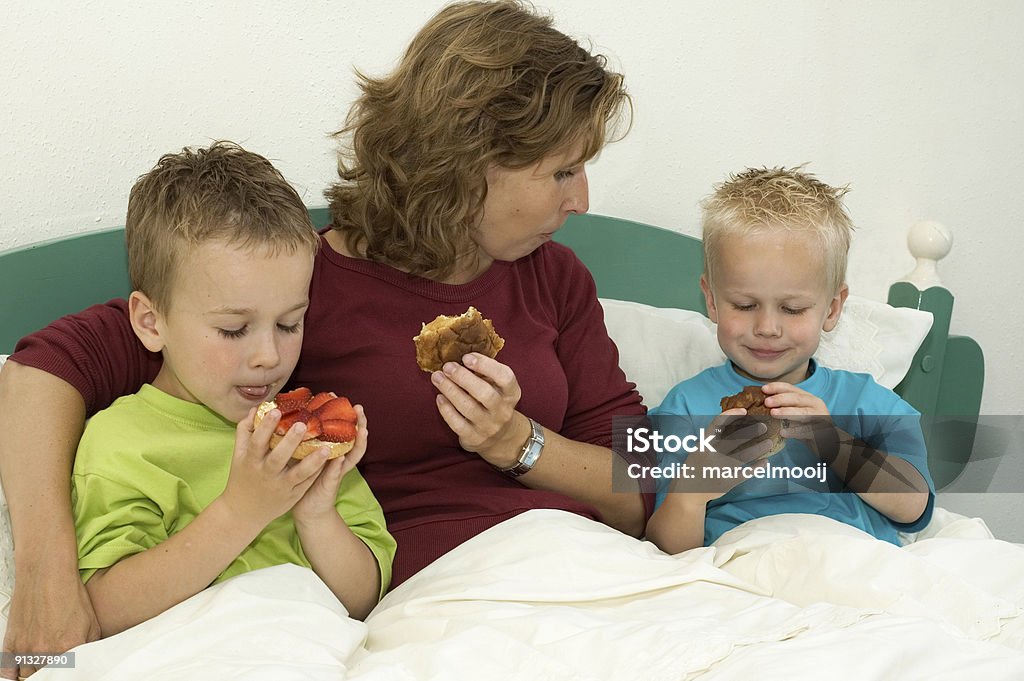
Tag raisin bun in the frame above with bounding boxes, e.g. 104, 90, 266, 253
720, 385, 785, 458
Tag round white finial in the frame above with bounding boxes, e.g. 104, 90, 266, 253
907, 220, 953, 261
900, 221, 952, 290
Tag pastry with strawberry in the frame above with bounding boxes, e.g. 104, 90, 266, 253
255, 387, 360, 459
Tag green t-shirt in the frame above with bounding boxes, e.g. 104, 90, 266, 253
73, 384, 395, 597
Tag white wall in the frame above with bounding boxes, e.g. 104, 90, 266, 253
3, 2, 1022, 535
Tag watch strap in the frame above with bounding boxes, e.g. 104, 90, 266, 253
499, 417, 545, 477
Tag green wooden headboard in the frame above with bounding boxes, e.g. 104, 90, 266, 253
0, 210, 983, 486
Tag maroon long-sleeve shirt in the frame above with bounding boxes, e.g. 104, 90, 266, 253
13, 234, 649, 587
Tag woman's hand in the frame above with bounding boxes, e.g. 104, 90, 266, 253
292, 406, 368, 525
431, 353, 529, 467
219, 407, 331, 529
1, 568, 100, 679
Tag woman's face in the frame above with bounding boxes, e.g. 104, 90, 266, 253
470, 145, 590, 275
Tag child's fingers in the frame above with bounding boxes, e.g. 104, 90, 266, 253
763, 391, 807, 408
338, 435, 366, 475
334, 405, 368, 473
286, 446, 331, 488
247, 407, 280, 454
349, 404, 368, 457
266, 420, 311, 470
299, 454, 345, 497
711, 411, 767, 447
761, 382, 801, 396
324, 455, 350, 485
780, 414, 834, 439
343, 426, 368, 470
234, 407, 258, 447
724, 436, 774, 465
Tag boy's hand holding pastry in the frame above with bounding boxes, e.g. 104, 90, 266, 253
292, 404, 369, 526
671, 409, 772, 501
760, 383, 837, 454
221, 406, 332, 528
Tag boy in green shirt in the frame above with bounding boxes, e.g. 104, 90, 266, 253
72, 141, 395, 636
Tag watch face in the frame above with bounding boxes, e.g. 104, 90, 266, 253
499, 419, 544, 477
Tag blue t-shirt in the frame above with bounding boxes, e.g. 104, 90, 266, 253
650, 360, 934, 545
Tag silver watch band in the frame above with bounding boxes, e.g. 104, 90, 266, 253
499, 417, 545, 477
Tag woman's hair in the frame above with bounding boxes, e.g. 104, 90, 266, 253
325, 0, 631, 280
701, 166, 855, 295
126, 140, 319, 311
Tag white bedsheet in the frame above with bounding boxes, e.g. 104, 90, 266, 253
33, 563, 367, 681
32, 509, 1024, 680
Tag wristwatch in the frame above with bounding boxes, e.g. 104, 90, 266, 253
498, 417, 545, 477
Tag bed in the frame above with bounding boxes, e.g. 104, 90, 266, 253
2, 212, 1020, 680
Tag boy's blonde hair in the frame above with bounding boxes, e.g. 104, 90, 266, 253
126, 141, 319, 311
701, 166, 854, 295
325, 0, 632, 281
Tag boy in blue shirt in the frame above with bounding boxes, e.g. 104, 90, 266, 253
645, 167, 933, 554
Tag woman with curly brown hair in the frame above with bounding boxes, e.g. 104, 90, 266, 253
0, 1, 647, 670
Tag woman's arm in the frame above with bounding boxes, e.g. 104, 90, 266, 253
433, 355, 646, 537
0, 361, 100, 673
0, 302, 158, 671
500, 419, 646, 537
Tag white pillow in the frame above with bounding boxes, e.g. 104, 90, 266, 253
600, 296, 933, 408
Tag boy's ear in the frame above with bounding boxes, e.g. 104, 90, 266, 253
700, 274, 719, 323
128, 291, 166, 353
822, 284, 850, 332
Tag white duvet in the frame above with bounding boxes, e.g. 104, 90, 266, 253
32, 508, 1024, 680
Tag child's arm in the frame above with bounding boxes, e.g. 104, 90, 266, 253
813, 432, 928, 523
646, 490, 713, 554
86, 409, 331, 636
293, 496, 381, 620
763, 383, 929, 523
291, 407, 382, 619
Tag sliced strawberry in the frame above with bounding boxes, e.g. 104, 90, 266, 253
315, 396, 357, 423
275, 387, 312, 412
320, 419, 357, 443
302, 414, 322, 440
306, 391, 338, 413
276, 408, 313, 436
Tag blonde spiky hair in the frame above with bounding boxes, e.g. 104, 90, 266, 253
701, 165, 854, 295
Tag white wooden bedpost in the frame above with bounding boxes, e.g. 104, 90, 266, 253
901, 220, 954, 288
899, 220, 953, 290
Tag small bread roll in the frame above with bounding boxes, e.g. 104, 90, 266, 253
413, 306, 505, 373
720, 386, 785, 458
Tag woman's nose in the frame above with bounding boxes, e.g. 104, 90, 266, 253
564, 168, 589, 214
